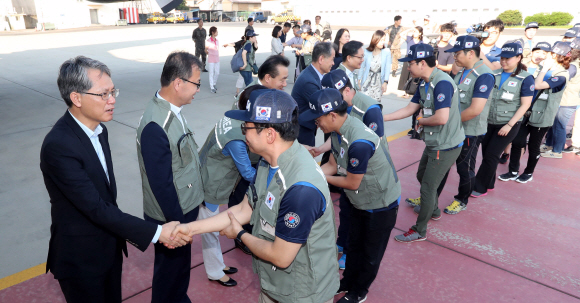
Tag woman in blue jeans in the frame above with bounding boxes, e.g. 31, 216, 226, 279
240, 30, 259, 86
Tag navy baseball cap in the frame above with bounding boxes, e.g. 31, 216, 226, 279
445, 35, 480, 53
570, 38, 580, 50
563, 28, 578, 38
225, 89, 297, 123
297, 24, 311, 34
551, 41, 571, 56
574, 23, 580, 28
532, 42, 551, 52
321, 69, 350, 90
399, 44, 435, 62
525, 22, 539, 30
245, 30, 259, 37
298, 89, 348, 123
496, 42, 523, 58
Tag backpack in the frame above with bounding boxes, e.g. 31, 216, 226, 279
404, 77, 421, 95
230, 48, 245, 73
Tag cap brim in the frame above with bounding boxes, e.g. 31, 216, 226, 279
298, 110, 323, 124
225, 109, 252, 122
496, 53, 519, 58
296, 30, 304, 34
444, 46, 463, 53
398, 56, 414, 62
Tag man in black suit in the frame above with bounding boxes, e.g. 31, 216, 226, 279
40, 56, 189, 303
291, 42, 335, 147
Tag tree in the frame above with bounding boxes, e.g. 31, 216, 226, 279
524, 12, 573, 26
176, 0, 189, 11
524, 13, 550, 26
497, 10, 523, 26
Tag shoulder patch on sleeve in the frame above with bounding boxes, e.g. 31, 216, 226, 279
479, 85, 488, 92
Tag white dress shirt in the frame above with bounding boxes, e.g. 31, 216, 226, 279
157, 90, 186, 134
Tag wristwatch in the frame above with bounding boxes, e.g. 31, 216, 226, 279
236, 230, 247, 242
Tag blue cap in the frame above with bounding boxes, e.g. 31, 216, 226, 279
297, 24, 311, 35
551, 41, 571, 56
570, 38, 580, 50
225, 89, 297, 123
398, 44, 435, 62
574, 23, 580, 29
298, 89, 347, 123
321, 69, 350, 90
245, 30, 259, 37
532, 42, 551, 52
445, 35, 480, 53
525, 22, 539, 30
496, 42, 524, 58
563, 28, 578, 38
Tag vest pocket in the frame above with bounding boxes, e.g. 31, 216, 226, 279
422, 126, 440, 147
495, 103, 516, 120
529, 99, 548, 124
174, 166, 198, 204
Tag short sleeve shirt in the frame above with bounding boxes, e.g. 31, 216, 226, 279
275, 183, 325, 244
347, 140, 376, 174
411, 80, 454, 110
437, 43, 455, 67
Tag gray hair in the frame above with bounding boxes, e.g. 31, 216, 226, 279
160, 51, 202, 87
57, 56, 111, 107
312, 42, 334, 63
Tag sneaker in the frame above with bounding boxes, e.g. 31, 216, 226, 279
336, 281, 349, 295
498, 171, 519, 181
394, 228, 426, 243
338, 254, 346, 270
337, 244, 344, 254
444, 200, 467, 215
470, 190, 487, 198
539, 145, 552, 152
211, 88, 217, 93
576, 151, 580, 156
499, 153, 510, 164
413, 205, 442, 220
405, 197, 421, 207
541, 151, 562, 158
563, 146, 580, 153
202, 69, 209, 72
337, 292, 367, 303
566, 132, 572, 139
515, 173, 533, 183
407, 129, 414, 136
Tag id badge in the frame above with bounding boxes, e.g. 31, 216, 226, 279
260, 219, 276, 237
501, 91, 514, 100
338, 165, 347, 176
423, 108, 433, 116
539, 93, 548, 100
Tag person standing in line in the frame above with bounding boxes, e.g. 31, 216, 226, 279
192, 19, 208, 73
206, 26, 220, 93
338, 41, 364, 91
397, 26, 424, 98
332, 28, 350, 70
280, 22, 291, 43
383, 44, 465, 242
245, 17, 254, 34
563, 39, 580, 155
136, 52, 205, 303
360, 30, 391, 102
296, 24, 319, 70
435, 23, 456, 74
240, 30, 259, 86
315, 15, 332, 42
479, 19, 504, 70
520, 22, 539, 65
271, 25, 285, 56
385, 15, 409, 77
499, 42, 570, 183
471, 43, 534, 197
224, 36, 248, 98
284, 24, 304, 80
414, 15, 438, 35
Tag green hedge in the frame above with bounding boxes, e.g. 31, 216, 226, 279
497, 10, 523, 26
524, 12, 573, 26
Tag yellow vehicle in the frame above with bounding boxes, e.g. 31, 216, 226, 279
272, 10, 300, 25
147, 12, 166, 24
166, 12, 184, 23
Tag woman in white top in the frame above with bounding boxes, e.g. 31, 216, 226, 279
271, 25, 284, 56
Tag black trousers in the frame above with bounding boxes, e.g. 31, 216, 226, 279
194, 48, 206, 69
474, 123, 521, 193
336, 191, 352, 251
228, 177, 252, 233
297, 125, 316, 147
508, 120, 549, 175
438, 135, 484, 204
341, 205, 398, 298
149, 207, 199, 303
58, 247, 123, 303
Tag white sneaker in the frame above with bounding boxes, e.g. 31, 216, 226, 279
540, 145, 553, 152
541, 151, 562, 159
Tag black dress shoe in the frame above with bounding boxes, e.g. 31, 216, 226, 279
235, 238, 252, 255
209, 277, 237, 287
223, 266, 238, 274
203, 69, 209, 72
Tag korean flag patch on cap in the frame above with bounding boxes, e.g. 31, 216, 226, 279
465, 42, 474, 48
417, 51, 425, 58
256, 106, 271, 121
335, 80, 345, 89
321, 102, 333, 113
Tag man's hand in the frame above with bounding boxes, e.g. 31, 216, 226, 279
169, 223, 195, 247
220, 211, 243, 239
159, 221, 191, 249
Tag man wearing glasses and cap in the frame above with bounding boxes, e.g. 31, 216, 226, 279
171, 89, 340, 303
136, 51, 204, 303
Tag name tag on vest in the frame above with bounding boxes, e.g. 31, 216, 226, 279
423, 108, 433, 116
501, 92, 514, 100
539, 93, 548, 100
338, 165, 347, 175
260, 219, 276, 237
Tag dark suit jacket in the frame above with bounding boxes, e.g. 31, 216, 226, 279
292, 64, 322, 130
40, 111, 157, 280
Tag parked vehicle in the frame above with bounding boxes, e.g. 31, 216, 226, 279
249, 12, 267, 23
221, 14, 232, 22
185, 11, 200, 23
166, 12, 184, 23
147, 12, 165, 24
272, 10, 300, 25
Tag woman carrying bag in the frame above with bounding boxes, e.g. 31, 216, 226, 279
360, 30, 392, 102
471, 42, 535, 197
240, 30, 259, 86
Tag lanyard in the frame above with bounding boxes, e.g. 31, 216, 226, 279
459, 62, 484, 84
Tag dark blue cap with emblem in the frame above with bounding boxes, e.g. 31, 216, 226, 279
245, 30, 259, 37
525, 22, 539, 30
399, 44, 435, 62
298, 88, 348, 123
496, 42, 524, 58
563, 28, 578, 38
570, 38, 580, 50
532, 42, 551, 52
445, 35, 480, 53
225, 89, 297, 123
321, 69, 350, 90
551, 41, 571, 56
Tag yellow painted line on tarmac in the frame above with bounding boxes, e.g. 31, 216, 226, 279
0, 262, 46, 291
386, 129, 411, 142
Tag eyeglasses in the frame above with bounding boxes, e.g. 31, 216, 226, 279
351, 55, 364, 60
181, 78, 201, 89
241, 122, 266, 135
82, 89, 119, 101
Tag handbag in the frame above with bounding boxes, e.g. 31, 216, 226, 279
404, 77, 421, 96
251, 63, 259, 75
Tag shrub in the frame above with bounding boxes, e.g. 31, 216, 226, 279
524, 12, 573, 26
524, 13, 550, 26
498, 10, 523, 26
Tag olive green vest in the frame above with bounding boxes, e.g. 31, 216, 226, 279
302, 38, 317, 67
247, 141, 339, 303
198, 117, 249, 205
136, 96, 204, 222
529, 67, 570, 128
330, 116, 401, 210
418, 69, 465, 150
242, 41, 255, 72
454, 60, 494, 136
338, 63, 360, 91
350, 91, 383, 124
560, 60, 580, 107
488, 68, 532, 125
